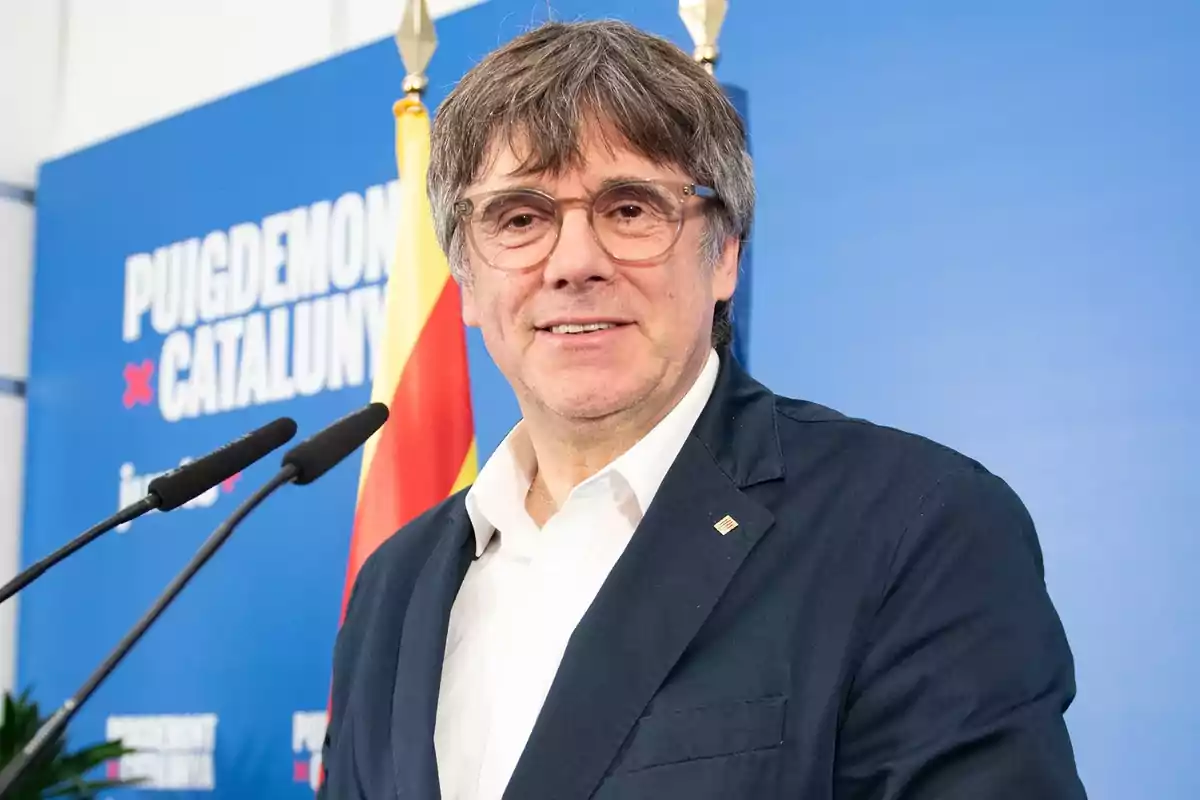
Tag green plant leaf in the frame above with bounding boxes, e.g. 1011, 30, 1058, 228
0, 688, 145, 799
56, 739, 137, 774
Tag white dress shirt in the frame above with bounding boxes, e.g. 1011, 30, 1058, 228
432, 348, 720, 800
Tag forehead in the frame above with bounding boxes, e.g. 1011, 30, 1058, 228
470, 124, 689, 194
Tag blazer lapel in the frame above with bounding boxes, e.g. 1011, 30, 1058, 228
502, 434, 777, 800
390, 509, 473, 800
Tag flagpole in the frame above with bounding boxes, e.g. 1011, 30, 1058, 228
680, 0, 753, 369
344, 0, 476, 613
351, 0, 438, 505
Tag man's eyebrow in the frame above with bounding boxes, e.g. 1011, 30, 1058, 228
474, 174, 657, 195
482, 179, 545, 192
596, 175, 655, 191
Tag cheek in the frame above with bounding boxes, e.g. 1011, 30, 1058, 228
660, 269, 713, 321
472, 276, 536, 339
633, 270, 705, 326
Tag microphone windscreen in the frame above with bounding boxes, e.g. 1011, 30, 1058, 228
282, 403, 389, 485
148, 417, 299, 511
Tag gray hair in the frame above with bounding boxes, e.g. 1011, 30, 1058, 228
426, 19, 755, 348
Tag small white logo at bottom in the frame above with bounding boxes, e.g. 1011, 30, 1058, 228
105, 713, 217, 790
293, 711, 327, 791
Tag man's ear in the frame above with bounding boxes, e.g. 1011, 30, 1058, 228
460, 279, 480, 327
711, 236, 740, 302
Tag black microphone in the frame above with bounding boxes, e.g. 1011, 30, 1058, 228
0, 416, 298, 606
283, 401, 389, 484
0, 403, 389, 799
147, 416, 300, 510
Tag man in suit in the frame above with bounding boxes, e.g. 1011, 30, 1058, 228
320, 19, 1086, 800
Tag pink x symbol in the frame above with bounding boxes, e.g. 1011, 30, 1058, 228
122, 360, 155, 408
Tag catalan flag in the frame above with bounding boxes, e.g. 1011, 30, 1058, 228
338, 94, 478, 618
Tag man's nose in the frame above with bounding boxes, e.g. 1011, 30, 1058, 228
541, 207, 616, 288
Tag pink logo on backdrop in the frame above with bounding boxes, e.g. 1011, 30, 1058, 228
122, 360, 155, 408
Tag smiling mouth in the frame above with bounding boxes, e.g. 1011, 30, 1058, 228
540, 322, 630, 335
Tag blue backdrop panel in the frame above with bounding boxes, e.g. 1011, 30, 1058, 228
23, 40, 418, 800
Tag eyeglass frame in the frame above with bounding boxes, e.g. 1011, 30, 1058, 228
450, 179, 721, 271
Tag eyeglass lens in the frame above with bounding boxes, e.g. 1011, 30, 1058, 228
469, 182, 686, 269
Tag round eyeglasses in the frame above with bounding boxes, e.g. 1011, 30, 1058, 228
452, 179, 718, 271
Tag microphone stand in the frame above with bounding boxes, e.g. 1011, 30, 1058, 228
0, 465, 298, 798
0, 416, 297, 608
0, 497, 158, 605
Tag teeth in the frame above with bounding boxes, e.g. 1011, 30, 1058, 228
549, 322, 617, 334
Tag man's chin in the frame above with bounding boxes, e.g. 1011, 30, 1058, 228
549, 397, 628, 422
540, 385, 644, 423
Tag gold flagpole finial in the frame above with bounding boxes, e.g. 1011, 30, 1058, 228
679, 0, 728, 75
396, 0, 437, 99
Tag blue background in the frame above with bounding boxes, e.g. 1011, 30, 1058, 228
20, 1, 1198, 798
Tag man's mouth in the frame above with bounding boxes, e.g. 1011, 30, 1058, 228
545, 322, 622, 334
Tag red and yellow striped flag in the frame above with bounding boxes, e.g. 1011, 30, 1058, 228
338, 94, 478, 618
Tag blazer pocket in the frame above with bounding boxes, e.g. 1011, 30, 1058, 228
618, 695, 787, 773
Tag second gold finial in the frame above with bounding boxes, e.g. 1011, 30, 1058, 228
679, 0, 728, 73
396, 0, 437, 98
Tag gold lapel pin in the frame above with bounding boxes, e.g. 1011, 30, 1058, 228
714, 515, 739, 535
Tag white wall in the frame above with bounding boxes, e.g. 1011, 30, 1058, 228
0, 0, 64, 703
0, 0, 484, 699
51, 0, 484, 159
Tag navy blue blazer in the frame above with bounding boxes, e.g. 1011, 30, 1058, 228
320, 352, 1086, 799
